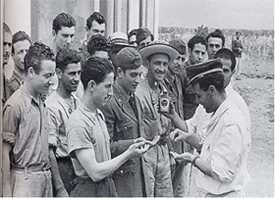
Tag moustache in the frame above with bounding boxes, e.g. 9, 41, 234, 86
155, 70, 166, 75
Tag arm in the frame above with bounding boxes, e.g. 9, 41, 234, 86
173, 124, 243, 183
2, 142, 12, 197
49, 148, 68, 197
170, 111, 188, 132
162, 104, 202, 150
2, 104, 19, 197
170, 151, 214, 178
170, 128, 202, 151
74, 141, 148, 182
46, 107, 68, 196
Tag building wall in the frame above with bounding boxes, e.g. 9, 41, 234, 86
4, 0, 159, 50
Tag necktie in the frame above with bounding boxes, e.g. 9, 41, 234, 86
129, 95, 138, 118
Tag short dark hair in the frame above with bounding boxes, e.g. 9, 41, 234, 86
206, 29, 225, 47
87, 34, 110, 56
169, 39, 186, 55
52, 12, 76, 34
12, 31, 32, 53
81, 57, 114, 89
86, 12, 105, 30
193, 72, 225, 93
214, 48, 236, 72
24, 42, 55, 74
136, 28, 154, 45
3, 22, 12, 34
128, 29, 138, 39
56, 48, 81, 71
188, 35, 207, 51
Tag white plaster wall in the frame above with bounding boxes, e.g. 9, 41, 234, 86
4, 0, 31, 35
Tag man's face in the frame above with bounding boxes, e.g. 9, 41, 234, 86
3, 31, 12, 65
31, 60, 56, 96
207, 37, 223, 59
58, 62, 81, 93
169, 54, 186, 74
118, 66, 143, 94
87, 21, 105, 39
148, 53, 169, 82
139, 36, 152, 48
189, 43, 207, 64
12, 40, 31, 71
193, 83, 214, 113
92, 50, 110, 60
129, 35, 137, 46
54, 26, 75, 52
93, 72, 114, 107
221, 58, 233, 88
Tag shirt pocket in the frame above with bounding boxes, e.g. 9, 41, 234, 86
116, 121, 135, 140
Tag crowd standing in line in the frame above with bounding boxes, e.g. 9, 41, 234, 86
2, 10, 251, 197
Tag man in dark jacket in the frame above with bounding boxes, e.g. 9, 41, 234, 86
101, 47, 148, 197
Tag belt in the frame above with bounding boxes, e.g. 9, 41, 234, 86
12, 165, 51, 172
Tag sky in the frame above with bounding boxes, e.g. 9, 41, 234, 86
159, 0, 274, 30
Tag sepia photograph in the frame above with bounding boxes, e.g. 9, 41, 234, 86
1, 0, 274, 197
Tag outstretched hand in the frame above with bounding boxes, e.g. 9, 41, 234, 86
170, 128, 189, 142
128, 139, 152, 158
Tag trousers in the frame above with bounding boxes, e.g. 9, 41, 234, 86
12, 168, 52, 197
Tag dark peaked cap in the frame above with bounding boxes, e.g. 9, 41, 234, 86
186, 59, 223, 85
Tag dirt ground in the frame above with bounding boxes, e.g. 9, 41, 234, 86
233, 55, 274, 197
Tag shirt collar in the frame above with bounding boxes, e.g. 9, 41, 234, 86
209, 97, 231, 126
20, 84, 45, 107
12, 69, 24, 83
113, 82, 132, 104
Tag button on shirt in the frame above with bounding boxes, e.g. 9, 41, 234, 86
46, 91, 79, 158
2, 85, 50, 169
67, 104, 111, 178
192, 98, 251, 195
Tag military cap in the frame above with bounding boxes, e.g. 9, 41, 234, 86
116, 47, 142, 70
186, 59, 223, 85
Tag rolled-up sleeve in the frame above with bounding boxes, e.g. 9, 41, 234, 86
211, 124, 242, 183
186, 117, 197, 134
2, 104, 19, 144
68, 126, 95, 158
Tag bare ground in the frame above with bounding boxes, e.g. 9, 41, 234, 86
234, 56, 274, 197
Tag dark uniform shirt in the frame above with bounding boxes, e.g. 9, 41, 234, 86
101, 83, 146, 197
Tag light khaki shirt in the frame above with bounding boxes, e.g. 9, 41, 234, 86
67, 104, 111, 178
2, 85, 50, 169
46, 91, 79, 158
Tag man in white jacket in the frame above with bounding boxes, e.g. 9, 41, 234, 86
164, 59, 251, 197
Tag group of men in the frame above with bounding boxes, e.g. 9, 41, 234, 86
2, 10, 251, 197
